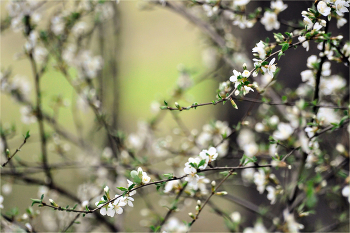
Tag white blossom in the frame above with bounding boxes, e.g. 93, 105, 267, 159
307, 55, 319, 68
337, 17, 347, 28
254, 169, 266, 194
164, 180, 181, 193
300, 70, 314, 86
261, 58, 277, 77
119, 196, 134, 207
233, 0, 250, 7
197, 176, 210, 195
243, 143, 258, 157
162, 217, 189, 233
342, 185, 350, 203
316, 107, 341, 125
199, 147, 218, 163
303, 16, 314, 30
319, 75, 346, 96
317, 1, 331, 16
20, 106, 37, 124
243, 222, 267, 233
261, 11, 280, 31
271, 0, 288, 13
33, 46, 48, 64
334, 0, 349, 16
252, 41, 266, 59
0, 195, 3, 209
255, 122, 265, 132
298, 36, 309, 51
266, 186, 277, 204
273, 122, 294, 140
283, 209, 304, 232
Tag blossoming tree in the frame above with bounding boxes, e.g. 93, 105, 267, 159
0, 0, 349, 232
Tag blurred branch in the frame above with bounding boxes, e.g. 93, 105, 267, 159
1, 132, 29, 168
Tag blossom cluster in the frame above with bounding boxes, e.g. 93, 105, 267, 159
182, 147, 218, 194
95, 167, 150, 217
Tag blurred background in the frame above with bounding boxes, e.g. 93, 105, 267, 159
0, 0, 349, 232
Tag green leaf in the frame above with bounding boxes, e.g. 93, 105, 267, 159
198, 159, 206, 168
24, 131, 30, 140
72, 204, 78, 210
128, 183, 136, 190
97, 200, 106, 206
40, 194, 44, 200
220, 171, 230, 176
133, 175, 142, 185
239, 156, 246, 166
278, 51, 284, 60
282, 95, 287, 103
164, 100, 168, 106
163, 173, 174, 179
281, 43, 289, 52
117, 187, 128, 192
31, 199, 42, 207
85, 206, 89, 211
160, 106, 168, 110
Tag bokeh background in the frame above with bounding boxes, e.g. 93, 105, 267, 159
1, 0, 349, 232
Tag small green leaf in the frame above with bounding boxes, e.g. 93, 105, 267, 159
24, 131, 30, 140
163, 173, 174, 179
128, 183, 136, 190
30, 199, 42, 207
164, 100, 168, 106
198, 159, 206, 168
282, 95, 287, 103
117, 187, 128, 192
281, 43, 289, 52
40, 194, 44, 200
160, 106, 168, 110
220, 171, 230, 176
278, 51, 284, 60
133, 175, 142, 185
72, 204, 78, 210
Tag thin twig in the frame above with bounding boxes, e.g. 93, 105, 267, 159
1, 136, 29, 168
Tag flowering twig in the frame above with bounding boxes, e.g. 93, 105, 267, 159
188, 169, 235, 230
31, 164, 273, 214
1, 131, 30, 168
156, 182, 188, 232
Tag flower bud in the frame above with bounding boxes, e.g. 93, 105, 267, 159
188, 212, 195, 219
215, 191, 228, 196
49, 199, 59, 207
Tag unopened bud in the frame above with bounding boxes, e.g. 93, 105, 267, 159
197, 200, 201, 206
211, 181, 216, 187
241, 121, 249, 126
215, 191, 228, 196
6, 149, 10, 158
175, 102, 180, 109
49, 199, 59, 207
188, 212, 195, 219
242, 63, 247, 70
